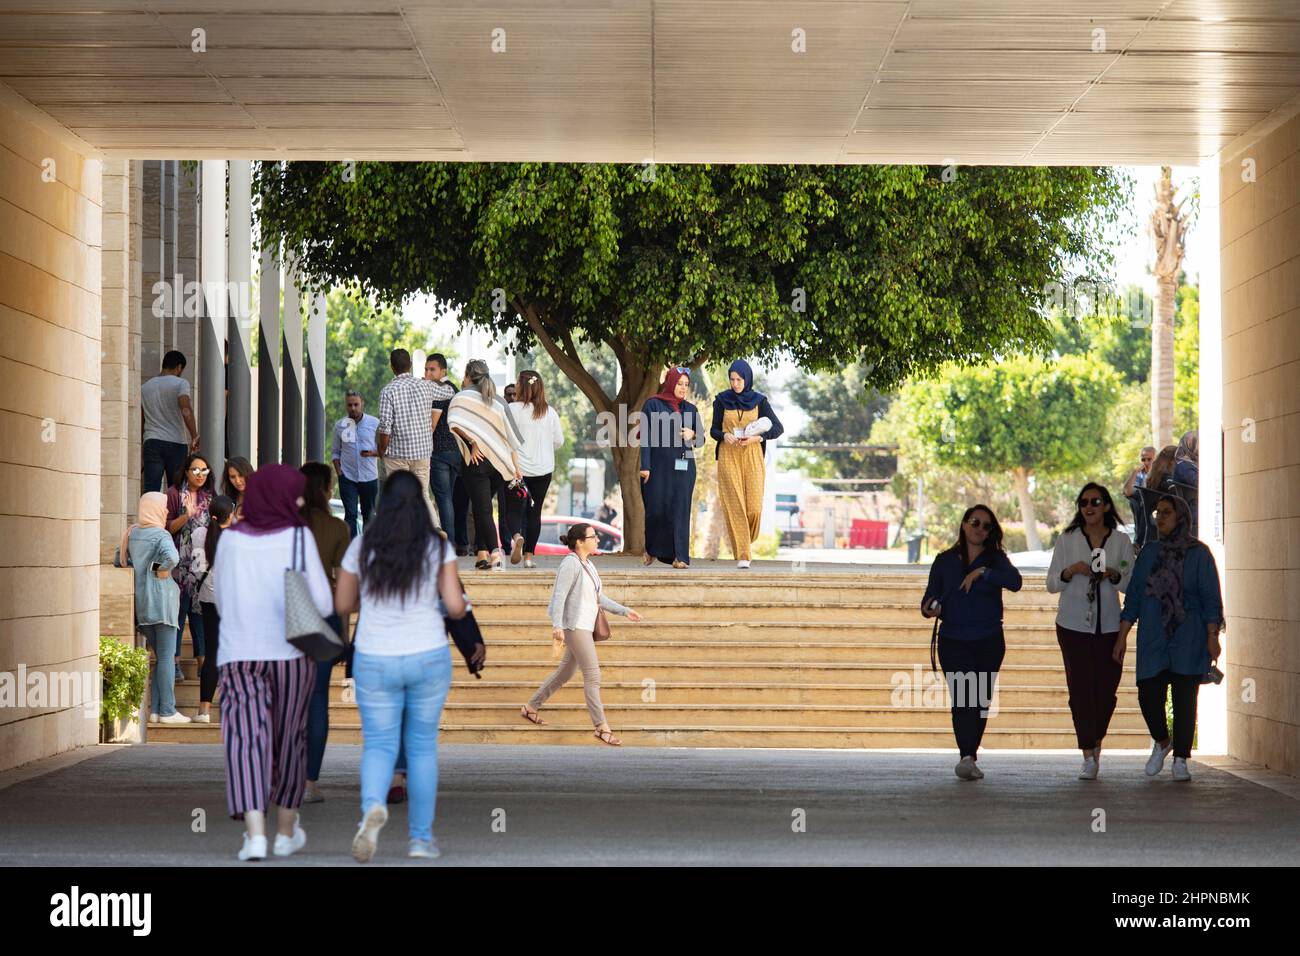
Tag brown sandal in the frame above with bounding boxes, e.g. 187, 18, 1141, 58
594, 728, 622, 746
520, 705, 546, 725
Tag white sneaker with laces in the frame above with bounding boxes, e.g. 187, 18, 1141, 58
408, 838, 441, 860
159, 711, 192, 724
352, 804, 388, 863
192, 713, 211, 723
273, 818, 307, 857
1171, 757, 1191, 782
1079, 756, 1099, 780
1145, 740, 1172, 776
149, 713, 159, 723
237, 833, 268, 861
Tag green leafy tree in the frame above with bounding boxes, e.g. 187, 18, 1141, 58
1174, 283, 1199, 439
880, 355, 1122, 552
256, 162, 1125, 551
782, 363, 894, 479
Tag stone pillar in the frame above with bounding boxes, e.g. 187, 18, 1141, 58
306, 290, 327, 462
1220, 109, 1300, 776
0, 102, 103, 770
199, 161, 227, 469
140, 161, 163, 380
175, 162, 198, 391
227, 160, 253, 460
258, 243, 281, 467
282, 251, 304, 466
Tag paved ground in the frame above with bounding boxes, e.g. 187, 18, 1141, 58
1, 745, 1296, 866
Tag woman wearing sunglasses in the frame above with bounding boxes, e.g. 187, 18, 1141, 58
1047, 483, 1134, 780
638, 367, 706, 569
166, 452, 215, 683
1116, 495, 1223, 783
920, 505, 1022, 780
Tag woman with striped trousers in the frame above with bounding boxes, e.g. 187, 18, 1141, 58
213, 464, 334, 861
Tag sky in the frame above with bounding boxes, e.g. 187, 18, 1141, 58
403, 164, 1205, 439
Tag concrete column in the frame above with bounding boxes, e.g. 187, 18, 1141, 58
100, 160, 135, 561
282, 250, 304, 466
306, 290, 327, 462
175, 163, 198, 390
199, 161, 226, 468
257, 243, 281, 467
226, 160, 253, 460
140, 161, 163, 379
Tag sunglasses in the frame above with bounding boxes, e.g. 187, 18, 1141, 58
190, 467, 210, 475
1078, 497, 1104, 508
967, 517, 991, 530
673, 367, 690, 374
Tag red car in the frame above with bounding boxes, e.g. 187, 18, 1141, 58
533, 515, 623, 555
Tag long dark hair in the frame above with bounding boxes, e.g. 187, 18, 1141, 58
299, 461, 334, 514
357, 470, 442, 604
949, 504, 1005, 570
222, 456, 254, 501
203, 495, 236, 568
1063, 482, 1118, 535
173, 452, 215, 495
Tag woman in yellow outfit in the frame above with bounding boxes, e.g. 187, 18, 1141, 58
709, 360, 784, 569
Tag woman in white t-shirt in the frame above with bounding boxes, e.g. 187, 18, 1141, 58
505, 370, 565, 568
335, 470, 467, 862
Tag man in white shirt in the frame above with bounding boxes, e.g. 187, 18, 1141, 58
332, 391, 380, 539
141, 350, 200, 492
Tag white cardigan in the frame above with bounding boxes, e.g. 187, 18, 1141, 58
1046, 526, 1135, 634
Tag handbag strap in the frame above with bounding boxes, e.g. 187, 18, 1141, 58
292, 526, 305, 572
579, 558, 601, 595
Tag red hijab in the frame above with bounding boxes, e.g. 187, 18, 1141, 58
649, 367, 689, 413
232, 463, 308, 536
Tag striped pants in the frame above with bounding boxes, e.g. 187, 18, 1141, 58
219, 657, 314, 818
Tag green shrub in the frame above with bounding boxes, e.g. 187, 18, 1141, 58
752, 532, 780, 560
99, 636, 149, 726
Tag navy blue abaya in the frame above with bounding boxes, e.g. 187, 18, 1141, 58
639, 397, 705, 565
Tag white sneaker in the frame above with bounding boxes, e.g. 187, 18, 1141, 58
192, 713, 211, 723
408, 838, 441, 860
352, 804, 388, 863
158, 711, 191, 724
955, 756, 981, 780
737, 560, 750, 569
1171, 757, 1191, 782
969, 761, 985, 780
237, 833, 267, 861
273, 819, 307, 857
523, 558, 535, 569
1079, 756, 1099, 780
490, 550, 505, 571
149, 713, 159, 723
1145, 740, 1172, 776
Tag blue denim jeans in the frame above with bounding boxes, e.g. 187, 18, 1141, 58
179, 589, 205, 660
142, 438, 188, 495
354, 645, 453, 842
429, 448, 461, 537
338, 475, 378, 540
141, 623, 179, 716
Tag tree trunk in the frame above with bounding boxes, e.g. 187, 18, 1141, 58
611, 442, 647, 555
1149, 166, 1186, 450
1010, 466, 1042, 552
1151, 272, 1177, 448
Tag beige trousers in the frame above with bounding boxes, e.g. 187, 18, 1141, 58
382, 456, 438, 524
527, 629, 605, 726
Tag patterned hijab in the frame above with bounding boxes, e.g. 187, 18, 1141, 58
1144, 495, 1195, 641
716, 359, 763, 412
649, 367, 689, 414
233, 464, 307, 537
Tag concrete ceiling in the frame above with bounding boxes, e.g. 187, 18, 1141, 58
2, 0, 1299, 164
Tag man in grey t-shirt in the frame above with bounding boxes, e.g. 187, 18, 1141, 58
141, 350, 200, 492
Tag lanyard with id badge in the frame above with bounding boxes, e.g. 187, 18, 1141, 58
674, 409, 692, 471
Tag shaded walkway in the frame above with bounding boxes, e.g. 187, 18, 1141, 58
1, 746, 1296, 866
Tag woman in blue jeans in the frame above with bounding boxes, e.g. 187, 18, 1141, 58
117, 492, 187, 723
334, 471, 467, 862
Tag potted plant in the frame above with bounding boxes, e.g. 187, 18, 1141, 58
99, 636, 149, 743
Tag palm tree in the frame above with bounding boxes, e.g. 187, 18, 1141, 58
1149, 167, 1189, 448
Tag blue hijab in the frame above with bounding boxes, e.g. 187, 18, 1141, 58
716, 359, 764, 412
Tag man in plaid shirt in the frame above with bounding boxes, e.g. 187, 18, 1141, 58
376, 348, 439, 523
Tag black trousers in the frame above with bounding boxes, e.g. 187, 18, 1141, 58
199, 600, 221, 703
1056, 624, 1123, 751
1137, 670, 1200, 759
937, 632, 1006, 758
461, 457, 503, 553
504, 473, 552, 554
452, 475, 470, 549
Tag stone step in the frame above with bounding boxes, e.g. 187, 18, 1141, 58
166, 659, 1131, 686
174, 678, 1141, 708
452, 599, 1060, 624
146, 722, 1150, 749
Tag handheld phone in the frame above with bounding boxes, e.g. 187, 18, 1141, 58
925, 597, 940, 614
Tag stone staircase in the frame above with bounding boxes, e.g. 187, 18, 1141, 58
147, 567, 1150, 748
